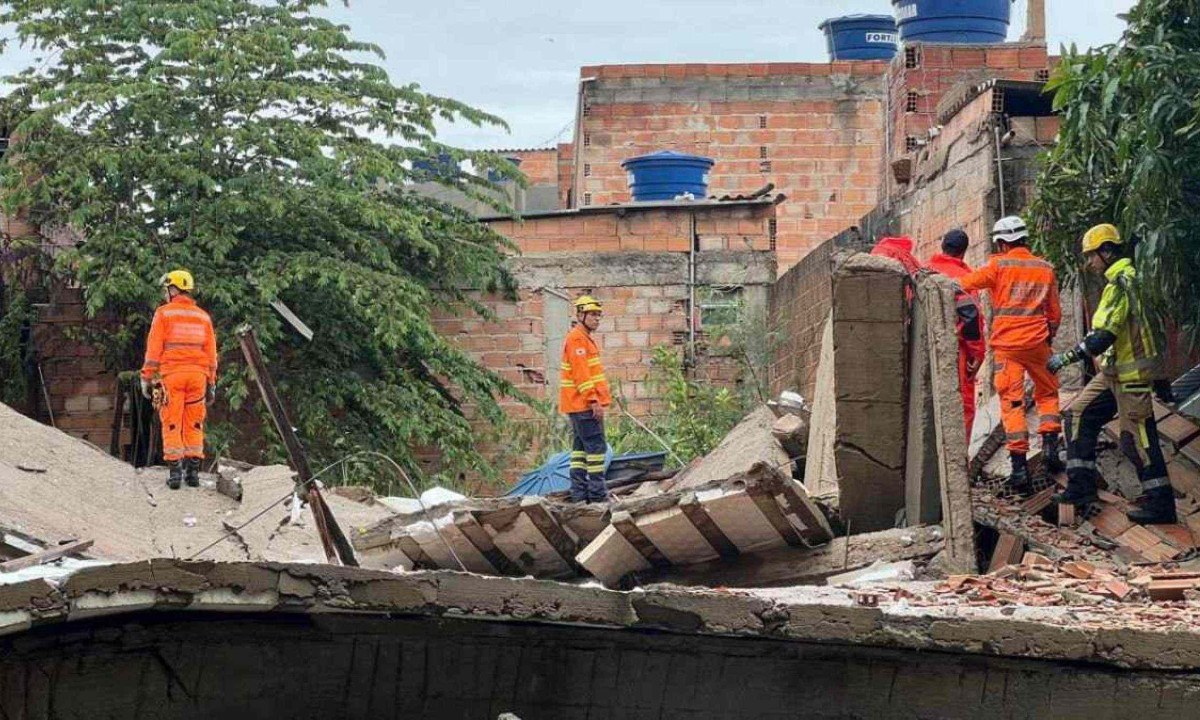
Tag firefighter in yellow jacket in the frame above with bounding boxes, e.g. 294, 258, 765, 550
1048, 224, 1174, 523
560, 296, 611, 503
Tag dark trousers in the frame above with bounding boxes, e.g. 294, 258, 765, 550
568, 411, 607, 502
1064, 373, 1170, 494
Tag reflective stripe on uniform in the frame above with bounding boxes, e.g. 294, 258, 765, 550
1040, 414, 1061, 425
1067, 458, 1097, 471
994, 306, 1042, 317
996, 259, 1051, 269
1006, 431, 1026, 441
1142, 476, 1171, 490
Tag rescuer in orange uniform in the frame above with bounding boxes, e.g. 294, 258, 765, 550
960, 217, 1064, 493
140, 270, 218, 490
870, 235, 923, 276
559, 296, 611, 503
927, 229, 986, 437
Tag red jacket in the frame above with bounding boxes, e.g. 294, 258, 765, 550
927, 253, 986, 370
871, 236, 923, 276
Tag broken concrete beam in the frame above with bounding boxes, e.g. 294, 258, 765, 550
483, 500, 577, 579
644, 525, 945, 588
905, 281, 940, 526
575, 523, 652, 587
915, 272, 976, 573
667, 406, 789, 491
833, 254, 908, 534
803, 312, 838, 498
772, 413, 807, 459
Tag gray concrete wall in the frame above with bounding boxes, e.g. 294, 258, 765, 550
4, 611, 1200, 719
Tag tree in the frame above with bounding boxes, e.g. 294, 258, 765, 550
0, 0, 525, 490
1030, 0, 1200, 346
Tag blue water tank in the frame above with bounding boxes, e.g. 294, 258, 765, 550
621, 151, 714, 202
892, 0, 1012, 44
819, 15, 898, 61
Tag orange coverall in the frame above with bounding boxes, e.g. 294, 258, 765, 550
927, 253, 987, 436
960, 246, 1062, 455
141, 295, 218, 461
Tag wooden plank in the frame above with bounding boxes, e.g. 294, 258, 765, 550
0, 539, 94, 573
679, 494, 740, 560
744, 485, 805, 548
576, 524, 652, 587
1158, 412, 1200, 447
987, 533, 1024, 573
454, 511, 520, 576
611, 511, 670, 569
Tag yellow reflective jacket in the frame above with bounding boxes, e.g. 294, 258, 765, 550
1092, 258, 1165, 384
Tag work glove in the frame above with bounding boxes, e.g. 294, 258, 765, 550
1153, 379, 1175, 405
140, 377, 152, 399
206, 384, 216, 405
1047, 347, 1083, 374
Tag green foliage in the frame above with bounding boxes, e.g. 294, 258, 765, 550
0, 284, 32, 406
607, 346, 746, 467
1030, 0, 1200, 345
0, 0, 526, 490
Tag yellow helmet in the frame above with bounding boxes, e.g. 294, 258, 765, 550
1081, 224, 1122, 254
573, 295, 603, 313
159, 269, 195, 292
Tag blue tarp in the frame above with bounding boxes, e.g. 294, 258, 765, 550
507, 449, 667, 497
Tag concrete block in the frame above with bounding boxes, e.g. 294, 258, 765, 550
915, 273, 977, 573
772, 413, 807, 459
905, 285, 941, 526
835, 400, 905, 469
70, 589, 159, 620
190, 589, 281, 612
832, 320, 906, 402
803, 314, 838, 498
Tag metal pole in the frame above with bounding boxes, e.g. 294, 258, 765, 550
993, 124, 1007, 219
236, 323, 358, 566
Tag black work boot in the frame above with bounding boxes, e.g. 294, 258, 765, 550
167, 461, 183, 490
1042, 433, 1066, 474
1052, 472, 1098, 507
184, 458, 201, 487
1006, 453, 1032, 496
1127, 486, 1177, 525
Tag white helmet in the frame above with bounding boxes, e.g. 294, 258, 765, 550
991, 216, 1029, 245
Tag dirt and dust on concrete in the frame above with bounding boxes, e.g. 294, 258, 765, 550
0, 402, 391, 563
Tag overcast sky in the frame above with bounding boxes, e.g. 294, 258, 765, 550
0, 0, 1135, 149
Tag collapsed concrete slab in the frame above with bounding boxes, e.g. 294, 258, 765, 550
831, 254, 909, 533
577, 462, 833, 587
666, 405, 790, 491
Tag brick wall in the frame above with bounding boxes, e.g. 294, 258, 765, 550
889, 42, 1049, 166
28, 287, 127, 452
487, 200, 776, 255
499, 148, 559, 187
572, 62, 887, 271
768, 221, 878, 400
